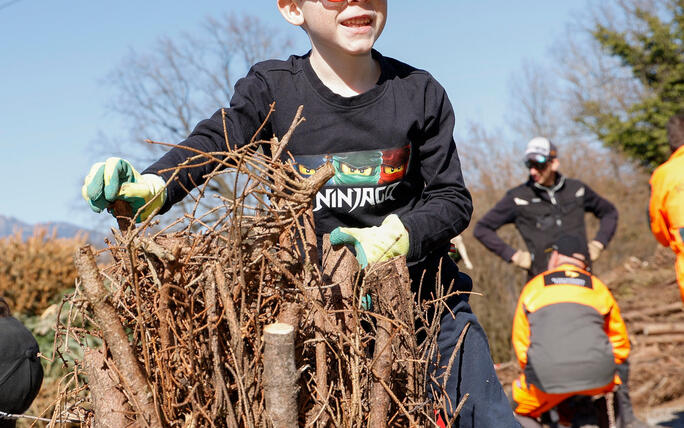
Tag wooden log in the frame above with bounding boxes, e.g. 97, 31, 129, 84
637, 333, 684, 345
365, 257, 412, 428
111, 199, 133, 232
321, 236, 359, 334
74, 245, 162, 427
369, 311, 393, 428
642, 322, 684, 336
322, 236, 360, 422
263, 322, 299, 428
83, 348, 135, 428
622, 302, 682, 321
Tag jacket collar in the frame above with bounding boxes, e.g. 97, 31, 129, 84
532, 172, 565, 193
526, 173, 566, 201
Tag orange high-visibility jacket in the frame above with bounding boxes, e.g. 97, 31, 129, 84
512, 264, 630, 394
649, 146, 684, 254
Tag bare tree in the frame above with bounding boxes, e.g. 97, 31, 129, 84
96, 13, 293, 226
108, 13, 292, 148
507, 61, 563, 141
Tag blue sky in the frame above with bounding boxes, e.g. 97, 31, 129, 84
1, 1, 586, 230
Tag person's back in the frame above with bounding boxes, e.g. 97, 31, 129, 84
0, 298, 43, 428
650, 111, 684, 302
511, 236, 629, 426
513, 264, 625, 394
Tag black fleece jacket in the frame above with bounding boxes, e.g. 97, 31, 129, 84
144, 50, 472, 269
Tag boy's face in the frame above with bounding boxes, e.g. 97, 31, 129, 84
280, 0, 387, 56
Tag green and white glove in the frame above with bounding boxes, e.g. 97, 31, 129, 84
329, 214, 410, 268
82, 157, 166, 223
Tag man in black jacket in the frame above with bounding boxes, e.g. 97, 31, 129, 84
473, 137, 618, 279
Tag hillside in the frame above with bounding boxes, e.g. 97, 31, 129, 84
0, 214, 107, 244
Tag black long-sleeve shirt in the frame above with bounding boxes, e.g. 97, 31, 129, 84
144, 50, 472, 265
474, 174, 618, 276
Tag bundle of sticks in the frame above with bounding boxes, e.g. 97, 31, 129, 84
53, 107, 464, 427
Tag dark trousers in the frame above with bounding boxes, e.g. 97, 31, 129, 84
412, 256, 520, 428
615, 360, 638, 427
433, 295, 521, 427
0, 419, 16, 428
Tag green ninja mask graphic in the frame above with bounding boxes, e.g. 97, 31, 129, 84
331, 150, 382, 186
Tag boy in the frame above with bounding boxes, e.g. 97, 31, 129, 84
82, 1, 519, 426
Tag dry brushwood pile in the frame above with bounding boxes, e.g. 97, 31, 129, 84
603, 249, 684, 410
54, 107, 464, 427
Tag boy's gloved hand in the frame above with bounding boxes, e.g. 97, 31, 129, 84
329, 214, 409, 268
588, 240, 604, 261
82, 157, 166, 223
510, 250, 532, 270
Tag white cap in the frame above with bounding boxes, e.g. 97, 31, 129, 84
525, 137, 557, 161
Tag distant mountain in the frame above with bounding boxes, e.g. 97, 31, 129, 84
0, 215, 107, 244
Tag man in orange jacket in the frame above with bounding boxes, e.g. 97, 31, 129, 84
511, 235, 631, 428
649, 111, 684, 302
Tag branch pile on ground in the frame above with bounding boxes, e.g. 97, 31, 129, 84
609, 249, 684, 409
53, 108, 463, 427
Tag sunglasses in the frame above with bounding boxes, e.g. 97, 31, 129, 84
524, 158, 549, 170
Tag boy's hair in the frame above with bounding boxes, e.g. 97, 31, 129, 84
666, 110, 684, 151
0, 296, 11, 318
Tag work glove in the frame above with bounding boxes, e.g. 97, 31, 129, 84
82, 157, 166, 223
328, 214, 409, 269
510, 250, 532, 270
588, 240, 604, 262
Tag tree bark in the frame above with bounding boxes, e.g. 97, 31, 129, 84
74, 245, 162, 427
365, 258, 412, 428
83, 348, 135, 428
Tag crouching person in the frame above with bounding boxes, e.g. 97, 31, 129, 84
510, 235, 630, 427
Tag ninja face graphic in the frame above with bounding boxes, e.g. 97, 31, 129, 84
379, 145, 410, 185
331, 150, 382, 186
292, 155, 329, 180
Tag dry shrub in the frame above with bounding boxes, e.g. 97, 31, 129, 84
0, 227, 86, 316
51, 109, 462, 427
